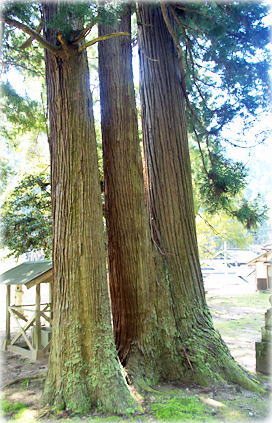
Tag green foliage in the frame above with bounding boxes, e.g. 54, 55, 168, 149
0, 157, 15, 195
175, 2, 270, 220
47, 1, 122, 39
179, 2, 270, 129
2, 29, 44, 77
0, 82, 46, 142
47, 3, 96, 40
199, 154, 247, 211
2, 2, 44, 76
2, 2, 39, 23
1, 3, 47, 152
1, 172, 52, 258
233, 196, 268, 230
196, 212, 253, 258
150, 396, 212, 421
191, 144, 268, 230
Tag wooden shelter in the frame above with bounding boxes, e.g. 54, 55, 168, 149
248, 250, 272, 291
0, 260, 53, 360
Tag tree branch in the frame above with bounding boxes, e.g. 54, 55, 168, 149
72, 21, 95, 44
78, 32, 129, 52
20, 22, 44, 49
4, 17, 60, 56
175, 5, 214, 21
3, 373, 46, 389
57, 33, 70, 58
197, 213, 222, 238
3, 60, 44, 77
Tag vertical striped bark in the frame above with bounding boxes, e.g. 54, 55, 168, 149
98, 5, 160, 382
137, 2, 261, 391
42, 3, 135, 413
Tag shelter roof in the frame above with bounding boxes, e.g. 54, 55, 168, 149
247, 250, 272, 266
213, 248, 257, 263
0, 260, 52, 288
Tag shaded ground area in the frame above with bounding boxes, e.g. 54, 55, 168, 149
1, 274, 271, 422
0, 352, 47, 390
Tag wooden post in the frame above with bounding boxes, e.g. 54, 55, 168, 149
35, 283, 41, 351
15, 284, 23, 307
5, 285, 11, 348
49, 281, 53, 326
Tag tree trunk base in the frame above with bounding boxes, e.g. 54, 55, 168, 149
178, 328, 265, 393
43, 368, 137, 414
125, 327, 265, 395
42, 333, 138, 414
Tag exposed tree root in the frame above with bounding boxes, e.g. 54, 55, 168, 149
125, 324, 265, 395
3, 373, 46, 389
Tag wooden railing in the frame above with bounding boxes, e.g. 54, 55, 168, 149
6, 303, 51, 360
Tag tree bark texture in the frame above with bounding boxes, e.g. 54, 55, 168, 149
42, 3, 136, 413
98, 5, 160, 383
138, 2, 261, 391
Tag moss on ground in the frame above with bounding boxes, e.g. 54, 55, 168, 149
145, 385, 271, 422
149, 396, 213, 421
2, 382, 271, 423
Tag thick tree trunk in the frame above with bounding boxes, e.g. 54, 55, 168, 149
138, 2, 262, 391
98, 5, 160, 384
42, 4, 136, 413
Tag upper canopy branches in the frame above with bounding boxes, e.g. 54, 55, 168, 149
3, 16, 60, 55
157, 1, 270, 227
2, 7, 129, 58
160, 1, 270, 137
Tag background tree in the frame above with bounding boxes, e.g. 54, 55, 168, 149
1, 81, 46, 143
3, 2, 136, 413
195, 212, 254, 259
1, 172, 52, 258
0, 158, 14, 196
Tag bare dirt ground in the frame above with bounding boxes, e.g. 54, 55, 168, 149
0, 272, 271, 422
205, 273, 271, 373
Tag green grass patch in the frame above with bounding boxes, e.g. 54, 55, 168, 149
91, 417, 125, 422
0, 399, 27, 414
150, 396, 213, 421
214, 315, 261, 333
208, 292, 270, 309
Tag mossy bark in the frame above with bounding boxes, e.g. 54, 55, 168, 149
137, 2, 262, 393
42, 3, 136, 413
98, 4, 161, 385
